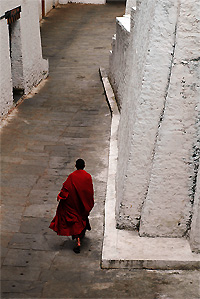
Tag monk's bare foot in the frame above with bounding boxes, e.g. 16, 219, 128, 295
73, 237, 81, 253
73, 245, 80, 253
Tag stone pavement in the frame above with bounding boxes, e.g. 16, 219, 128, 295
1, 4, 199, 299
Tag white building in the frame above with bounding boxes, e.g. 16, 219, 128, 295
38, 0, 59, 21
0, 0, 50, 119
109, 0, 200, 252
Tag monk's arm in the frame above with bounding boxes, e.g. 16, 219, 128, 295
57, 185, 69, 201
57, 176, 71, 201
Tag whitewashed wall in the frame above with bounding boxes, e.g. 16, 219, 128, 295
140, 0, 200, 237
21, 1, 48, 93
0, 7, 13, 118
125, 0, 136, 14
109, 15, 130, 110
0, 0, 48, 119
116, 0, 179, 230
190, 168, 200, 253
46, 0, 59, 15
38, 0, 42, 20
38, 0, 59, 21
111, 0, 200, 246
59, 0, 105, 4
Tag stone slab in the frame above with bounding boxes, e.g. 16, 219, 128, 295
23, 203, 56, 218
19, 217, 54, 235
3, 248, 56, 268
1, 266, 41, 281
9, 233, 54, 251
100, 68, 200, 270
1, 280, 44, 295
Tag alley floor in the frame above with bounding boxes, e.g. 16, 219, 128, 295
1, 4, 199, 299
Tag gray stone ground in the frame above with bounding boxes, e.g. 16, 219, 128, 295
1, 4, 199, 299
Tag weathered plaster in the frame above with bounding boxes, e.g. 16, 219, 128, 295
20, 1, 49, 94
111, 0, 199, 246
190, 168, 200, 253
125, 0, 136, 15
109, 15, 130, 110
0, 0, 48, 119
0, 16, 13, 117
116, 0, 179, 230
59, 0, 105, 4
140, 0, 200, 237
100, 68, 200, 269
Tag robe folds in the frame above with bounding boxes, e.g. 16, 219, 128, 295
49, 169, 94, 236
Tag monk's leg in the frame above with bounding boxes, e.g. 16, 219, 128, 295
73, 237, 81, 253
72, 228, 86, 253
77, 237, 81, 247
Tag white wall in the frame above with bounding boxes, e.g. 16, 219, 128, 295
0, 0, 48, 119
139, 0, 200, 237
38, 0, 59, 21
0, 5, 13, 118
112, 0, 200, 243
9, 21, 24, 90
41, 0, 106, 15
109, 15, 130, 110
125, 0, 136, 14
38, 0, 42, 20
190, 168, 200, 253
59, 0, 105, 4
46, 0, 59, 14
46, 0, 54, 13
141, 0, 200, 236
116, 0, 179, 230
20, 0, 49, 94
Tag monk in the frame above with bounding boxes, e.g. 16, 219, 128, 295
49, 159, 94, 253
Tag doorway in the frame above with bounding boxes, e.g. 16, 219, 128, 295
42, 0, 45, 18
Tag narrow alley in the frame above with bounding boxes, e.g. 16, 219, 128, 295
1, 4, 199, 298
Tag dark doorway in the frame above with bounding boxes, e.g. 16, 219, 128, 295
42, 0, 45, 18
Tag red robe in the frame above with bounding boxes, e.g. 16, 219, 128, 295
49, 170, 94, 236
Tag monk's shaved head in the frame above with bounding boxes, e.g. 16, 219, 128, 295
76, 159, 85, 170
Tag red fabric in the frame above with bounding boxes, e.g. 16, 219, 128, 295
49, 170, 94, 236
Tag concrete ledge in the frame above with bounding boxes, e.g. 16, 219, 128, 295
99, 68, 119, 116
116, 15, 131, 33
99, 68, 200, 270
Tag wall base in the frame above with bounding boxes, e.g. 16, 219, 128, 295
99, 68, 200, 270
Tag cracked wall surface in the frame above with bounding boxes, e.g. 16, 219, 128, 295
115, 0, 179, 230
111, 0, 200, 243
140, 0, 200, 237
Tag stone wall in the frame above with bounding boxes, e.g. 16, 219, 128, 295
38, 0, 59, 20
59, 0, 105, 4
110, 0, 200, 247
0, 10, 13, 118
139, 0, 200, 237
46, 0, 59, 14
0, 0, 48, 119
116, 0, 179, 230
109, 15, 130, 110
190, 168, 200, 253
20, 1, 49, 94
125, 0, 136, 14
